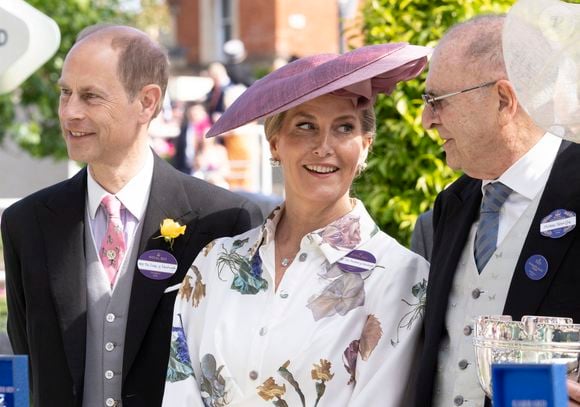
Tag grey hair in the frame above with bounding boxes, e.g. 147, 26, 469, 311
74, 24, 169, 117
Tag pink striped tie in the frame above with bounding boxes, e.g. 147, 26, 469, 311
99, 195, 126, 286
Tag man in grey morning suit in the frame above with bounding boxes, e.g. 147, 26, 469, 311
414, 15, 580, 406
1, 25, 262, 407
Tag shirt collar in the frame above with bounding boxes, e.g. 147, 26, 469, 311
482, 132, 561, 199
87, 148, 154, 220
254, 199, 379, 265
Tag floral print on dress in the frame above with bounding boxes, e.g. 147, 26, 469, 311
306, 214, 377, 321
203, 240, 216, 256
167, 315, 195, 382
278, 360, 306, 406
391, 278, 427, 346
359, 314, 383, 360
257, 377, 288, 407
162, 200, 430, 406
179, 265, 206, 307
200, 353, 230, 406
317, 214, 361, 250
258, 359, 334, 407
216, 238, 268, 295
342, 340, 359, 385
306, 272, 365, 321
342, 314, 383, 385
311, 359, 335, 407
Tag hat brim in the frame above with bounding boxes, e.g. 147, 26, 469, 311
207, 43, 431, 137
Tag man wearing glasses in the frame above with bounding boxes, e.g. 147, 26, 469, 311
414, 15, 580, 407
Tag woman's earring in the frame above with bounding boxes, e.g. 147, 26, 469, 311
357, 162, 368, 173
269, 158, 281, 167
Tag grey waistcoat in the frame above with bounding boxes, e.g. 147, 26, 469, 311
433, 187, 544, 407
82, 210, 144, 407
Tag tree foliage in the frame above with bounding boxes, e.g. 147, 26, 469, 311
0, 0, 132, 159
354, 0, 515, 245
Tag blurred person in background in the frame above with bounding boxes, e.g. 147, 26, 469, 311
223, 39, 255, 87
205, 62, 234, 124
193, 132, 231, 186
173, 102, 211, 175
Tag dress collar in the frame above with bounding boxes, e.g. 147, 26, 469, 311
252, 199, 379, 265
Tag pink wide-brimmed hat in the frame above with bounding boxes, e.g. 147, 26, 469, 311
206, 42, 431, 137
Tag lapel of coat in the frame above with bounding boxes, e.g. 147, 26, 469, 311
504, 142, 580, 318
427, 178, 482, 336
122, 156, 200, 377
38, 169, 88, 393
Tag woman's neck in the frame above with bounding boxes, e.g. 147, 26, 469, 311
272, 197, 354, 290
277, 197, 354, 242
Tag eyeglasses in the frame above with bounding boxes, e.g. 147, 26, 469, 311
422, 81, 498, 113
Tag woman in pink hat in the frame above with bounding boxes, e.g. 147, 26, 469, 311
163, 42, 431, 406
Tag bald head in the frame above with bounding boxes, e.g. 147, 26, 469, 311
71, 24, 169, 116
436, 15, 507, 80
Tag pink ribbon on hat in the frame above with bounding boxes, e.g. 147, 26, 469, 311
331, 59, 428, 109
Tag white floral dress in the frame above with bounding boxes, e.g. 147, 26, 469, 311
162, 200, 429, 407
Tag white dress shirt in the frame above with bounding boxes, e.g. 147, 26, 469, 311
86, 149, 154, 285
482, 132, 561, 245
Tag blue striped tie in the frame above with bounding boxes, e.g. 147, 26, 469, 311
474, 182, 513, 273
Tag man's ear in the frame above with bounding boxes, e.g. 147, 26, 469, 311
497, 80, 518, 126
138, 84, 162, 124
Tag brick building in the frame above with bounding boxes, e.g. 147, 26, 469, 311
166, 0, 362, 71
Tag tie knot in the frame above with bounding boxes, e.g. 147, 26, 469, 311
101, 195, 122, 218
481, 182, 513, 213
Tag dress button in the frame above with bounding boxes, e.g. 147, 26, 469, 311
463, 325, 473, 336
106, 313, 116, 323
299, 253, 307, 262
249, 370, 258, 380
279, 290, 289, 299
472, 288, 482, 299
259, 327, 268, 336
105, 342, 115, 352
105, 398, 116, 407
458, 359, 469, 370
105, 370, 114, 379
454, 395, 464, 406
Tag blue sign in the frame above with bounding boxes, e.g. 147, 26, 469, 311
492, 364, 567, 407
0, 356, 29, 407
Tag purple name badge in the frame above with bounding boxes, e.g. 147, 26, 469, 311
540, 209, 576, 239
137, 249, 178, 280
337, 250, 376, 273
524, 254, 549, 281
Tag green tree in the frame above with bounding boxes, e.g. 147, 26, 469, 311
0, 0, 133, 159
0, 0, 174, 159
354, 0, 515, 245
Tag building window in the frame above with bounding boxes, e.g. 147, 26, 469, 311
221, 0, 234, 42
220, 0, 233, 45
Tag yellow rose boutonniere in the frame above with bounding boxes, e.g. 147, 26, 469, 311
157, 218, 186, 249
